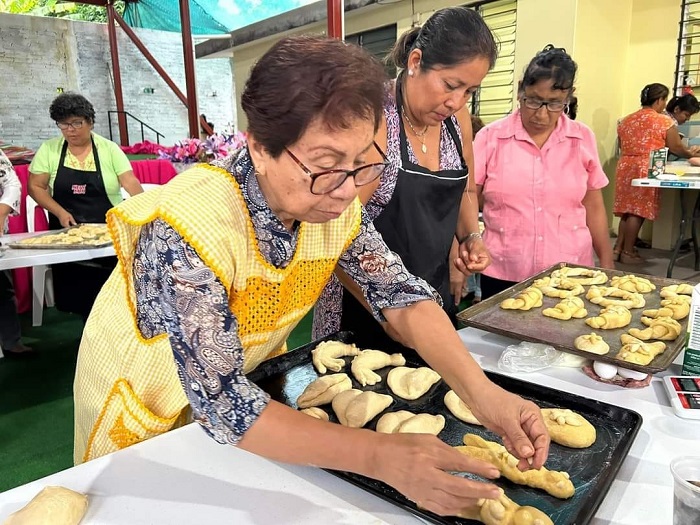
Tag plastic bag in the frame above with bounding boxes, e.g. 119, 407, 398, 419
498, 341, 564, 373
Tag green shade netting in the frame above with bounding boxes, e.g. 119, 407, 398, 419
123, 0, 317, 35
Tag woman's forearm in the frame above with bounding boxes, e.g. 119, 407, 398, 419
28, 182, 66, 218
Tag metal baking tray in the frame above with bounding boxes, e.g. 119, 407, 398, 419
249, 331, 642, 525
457, 262, 691, 374
8, 223, 112, 250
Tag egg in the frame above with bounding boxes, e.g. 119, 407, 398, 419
593, 360, 618, 380
617, 367, 649, 381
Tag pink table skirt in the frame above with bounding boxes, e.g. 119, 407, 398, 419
8, 159, 177, 313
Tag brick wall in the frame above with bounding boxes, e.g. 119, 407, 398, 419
0, 13, 235, 150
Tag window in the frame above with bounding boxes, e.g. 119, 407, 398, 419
346, 25, 398, 77
674, 0, 700, 95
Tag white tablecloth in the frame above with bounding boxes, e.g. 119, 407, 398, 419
0, 327, 698, 524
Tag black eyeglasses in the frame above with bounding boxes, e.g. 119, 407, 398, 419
285, 142, 389, 195
521, 97, 568, 112
56, 120, 86, 130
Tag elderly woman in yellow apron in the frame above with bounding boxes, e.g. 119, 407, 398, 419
74, 36, 550, 518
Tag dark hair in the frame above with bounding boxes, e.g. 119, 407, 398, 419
568, 96, 578, 120
470, 114, 485, 138
519, 45, 577, 95
667, 94, 700, 115
640, 83, 669, 106
49, 92, 95, 124
242, 36, 386, 158
388, 7, 498, 72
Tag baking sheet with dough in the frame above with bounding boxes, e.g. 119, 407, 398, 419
248, 331, 642, 525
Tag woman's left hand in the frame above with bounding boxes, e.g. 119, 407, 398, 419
454, 238, 492, 275
469, 384, 550, 471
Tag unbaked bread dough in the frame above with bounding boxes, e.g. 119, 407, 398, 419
542, 297, 587, 320
3, 486, 88, 525
444, 390, 482, 425
584, 305, 632, 329
311, 340, 361, 374
350, 349, 406, 386
616, 334, 667, 365
299, 407, 330, 421
541, 408, 596, 448
375, 410, 445, 435
500, 287, 543, 310
458, 488, 553, 525
630, 316, 681, 341
643, 297, 690, 321
331, 389, 393, 428
610, 274, 656, 294
660, 283, 694, 298
550, 267, 608, 285
386, 366, 441, 400
296, 373, 352, 408
457, 434, 575, 499
532, 277, 585, 299
574, 333, 609, 355
585, 286, 645, 309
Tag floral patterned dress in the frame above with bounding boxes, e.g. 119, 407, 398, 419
613, 108, 674, 220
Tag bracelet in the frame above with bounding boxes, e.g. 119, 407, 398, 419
458, 232, 482, 245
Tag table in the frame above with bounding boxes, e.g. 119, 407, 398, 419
1, 327, 698, 524
632, 176, 700, 277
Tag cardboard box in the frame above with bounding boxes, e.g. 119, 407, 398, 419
648, 147, 668, 179
683, 283, 700, 375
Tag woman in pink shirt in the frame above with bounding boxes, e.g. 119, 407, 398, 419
473, 45, 614, 299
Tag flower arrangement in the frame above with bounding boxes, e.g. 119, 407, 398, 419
158, 131, 247, 164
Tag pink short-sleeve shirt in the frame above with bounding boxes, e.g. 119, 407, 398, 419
473, 111, 608, 282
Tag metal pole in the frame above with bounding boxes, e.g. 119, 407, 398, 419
326, 0, 344, 40
107, 2, 129, 146
179, 0, 200, 139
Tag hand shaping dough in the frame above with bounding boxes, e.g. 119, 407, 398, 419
350, 349, 406, 386
375, 410, 445, 435
643, 297, 691, 320
444, 390, 482, 425
300, 407, 330, 421
629, 316, 681, 341
584, 305, 632, 329
660, 283, 694, 298
311, 340, 361, 374
3, 486, 88, 525
457, 434, 575, 499
543, 297, 587, 320
332, 389, 393, 428
616, 334, 667, 365
458, 488, 553, 525
610, 274, 656, 294
500, 287, 543, 310
532, 277, 585, 299
387, 366, 441, 400
574, 333, 610, 355
541, 408, 596, 448
585, 286, 645, 309
296, 373, 352, 408
550, 266, 608, 285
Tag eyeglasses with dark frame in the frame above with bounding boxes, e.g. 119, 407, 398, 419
56, 119, 86, 130
521, 97, 568, 112
285, 142, 389, 195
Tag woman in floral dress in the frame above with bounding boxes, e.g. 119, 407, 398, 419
613, 83, 699, 264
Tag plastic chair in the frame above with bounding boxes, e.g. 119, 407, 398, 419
26, 195, 55, 326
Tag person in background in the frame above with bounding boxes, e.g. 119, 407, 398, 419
313, 7, 494, 348
28, 92, 143, 320
474, 45, 614, 299
665, 93, 700, 131
613, 84, 700, 264
0, 150, 31, 356
73, 37, 549, 517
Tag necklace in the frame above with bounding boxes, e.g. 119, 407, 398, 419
402, 108, 429, 153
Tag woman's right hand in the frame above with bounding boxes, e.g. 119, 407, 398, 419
369, 432, 501, 516
58, 210, 77, 228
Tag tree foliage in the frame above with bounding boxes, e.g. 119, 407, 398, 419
0, 0, 124, 22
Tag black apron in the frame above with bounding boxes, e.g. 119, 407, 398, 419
340, 81, 468, 350
49, 138, 117, 320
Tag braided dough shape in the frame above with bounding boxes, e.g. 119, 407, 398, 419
332, 389, 393, 428
541, 408, 596, 448
616, 334, 667, 365
500, 286, 543, 310
444, 390, 482, 425
660, 283, 694, 298
586, 286, 645, 309
531, 277, 585, 298
311, 340, 361, 374
296, 373, 352, 408
585, 305, 632, 329
574, 332, 609, 355
457, 434, 575, 499
458, 488, 553, 525
643, 296, 690, 321
550, 266, 608, 285
543, 297, 588, 320
387, 366, 441, 400
610, 274, 656, 294
375, 411, 445, 435
350, 349, 406, 386
629, 316, 681, 341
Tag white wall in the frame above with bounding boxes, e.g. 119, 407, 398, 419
0, 12, 235, 150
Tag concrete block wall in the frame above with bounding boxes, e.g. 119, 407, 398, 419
0, 13, 235, 150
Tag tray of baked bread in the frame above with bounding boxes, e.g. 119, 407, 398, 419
457, 262, 692, 374
249, 331, 642, 525
8, 223, 112, 249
